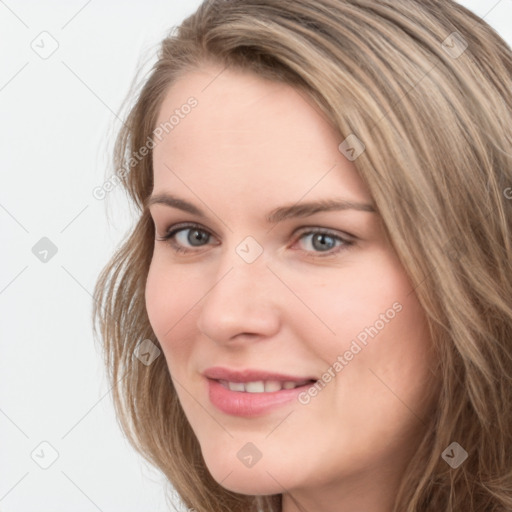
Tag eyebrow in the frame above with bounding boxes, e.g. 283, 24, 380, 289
147, 193, 376, 224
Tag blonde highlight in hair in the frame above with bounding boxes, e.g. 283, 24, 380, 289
93, 1, 512, 510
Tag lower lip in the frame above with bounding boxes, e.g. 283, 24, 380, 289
207, 378, 313, 417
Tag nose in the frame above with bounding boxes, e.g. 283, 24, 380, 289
196, 253, 282, 346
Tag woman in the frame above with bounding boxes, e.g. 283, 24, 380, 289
93, 1, 512, 510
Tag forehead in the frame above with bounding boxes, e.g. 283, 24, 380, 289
152, 64, 370, 207
154, 64, 336, 148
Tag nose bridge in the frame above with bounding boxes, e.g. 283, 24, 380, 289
210, 232, 273, 298
208, 245, 273, 311
196, 239, 281, 343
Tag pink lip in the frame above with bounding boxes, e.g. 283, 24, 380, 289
203, 366, 317, 383
203, 366, 317, 417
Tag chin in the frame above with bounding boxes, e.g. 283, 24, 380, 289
202, 448, 291, 495
212, 470, 284, 496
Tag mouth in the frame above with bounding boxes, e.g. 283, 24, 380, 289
203, 367, 318, 417
217, 379, 316, 393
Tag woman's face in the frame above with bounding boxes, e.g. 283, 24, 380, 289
146, 63, 437, 508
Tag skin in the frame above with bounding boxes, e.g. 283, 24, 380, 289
145, 63, 438, 512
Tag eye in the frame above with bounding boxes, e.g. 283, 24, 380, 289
156, 223, 216, 254
155, 223, 354, 257
293, 228, 354, 257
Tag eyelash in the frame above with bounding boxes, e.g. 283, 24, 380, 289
155, 222, 355, 258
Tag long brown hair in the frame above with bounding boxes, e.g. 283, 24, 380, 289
93, 1, 512, 510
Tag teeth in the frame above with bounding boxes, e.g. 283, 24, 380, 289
245, 381, 265, 393
227, 381, 245, 392
264, 380, 282, 392
220, 379, 309, 392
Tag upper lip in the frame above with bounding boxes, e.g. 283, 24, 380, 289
203, 366, 317, 383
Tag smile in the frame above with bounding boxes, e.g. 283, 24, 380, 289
203, 367, 317, 417
218, 379, 313, 393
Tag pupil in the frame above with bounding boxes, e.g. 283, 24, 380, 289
313, 234, 334, 251
189, 229, 207, 246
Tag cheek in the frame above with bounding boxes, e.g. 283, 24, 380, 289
145, 258, 173, 338
331, 267, 434, 432
303, 250, 435, 415
294, 249, 421, 358
144, 256, 201, 363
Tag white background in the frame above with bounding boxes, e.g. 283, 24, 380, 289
1, 1, 511, 511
